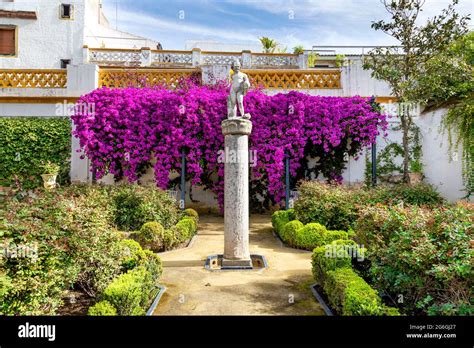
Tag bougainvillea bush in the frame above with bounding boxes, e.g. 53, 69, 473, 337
72, 83, 387, 209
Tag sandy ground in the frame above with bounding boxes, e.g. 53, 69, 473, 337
153, 214, 324, 315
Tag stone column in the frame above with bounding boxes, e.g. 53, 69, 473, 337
221, 118, 252, 268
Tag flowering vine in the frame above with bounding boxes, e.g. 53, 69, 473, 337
72, 83, 387, 209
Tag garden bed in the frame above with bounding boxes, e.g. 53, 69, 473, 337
0, 184, 198, 316
272, 181, 472, 316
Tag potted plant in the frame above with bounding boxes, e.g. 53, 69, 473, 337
40, 161, 60, 190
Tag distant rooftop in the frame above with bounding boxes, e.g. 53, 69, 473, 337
308, 45, 403, 56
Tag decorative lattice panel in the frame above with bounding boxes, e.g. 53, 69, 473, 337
202, 53, 242, 65
152, 51, 193, 67
0, 70, 67, 88
251, 54, 299, 68
98, 69, 200, 88
89, 49, 142, 66
244, 70, 341, 89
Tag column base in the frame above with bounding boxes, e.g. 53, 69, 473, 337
221, 258, 253, 269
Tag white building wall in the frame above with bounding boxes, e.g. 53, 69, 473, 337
0, 0, 86, 68
83, 0, 159, 50
0, 0, 159, 69
416, 108, 466, 201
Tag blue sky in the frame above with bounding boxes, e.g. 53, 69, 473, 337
102, 0, 473, 51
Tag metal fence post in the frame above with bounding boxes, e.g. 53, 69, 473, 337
285, 152, 290, 210
371, 140, 377, 187
180, 148, 186, 210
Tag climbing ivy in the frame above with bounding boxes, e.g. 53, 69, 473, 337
0, 117, 71, 190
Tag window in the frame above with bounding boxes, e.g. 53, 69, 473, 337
60, 4, 73, 19
0, 26, 16, 56
60, 59, 71, 69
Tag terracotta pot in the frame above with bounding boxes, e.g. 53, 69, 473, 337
41, 174, 57, 190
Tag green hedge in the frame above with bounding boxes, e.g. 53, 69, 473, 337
183, 208, 199, 222
354, 203, 473, 315
294, 223, 327, 249
113, 184, 180, 230
173, 216, 198, 243
132, 211, 200, 252
90, 239, 162, 316
272, 210, 349, 250
324, 267, 385, 316
311, 241, 354, 285
294, 181, 443, 230
87, 300, 117, 316
102, 266, 155, 316
0, 117, 71, 189
271, 209, 294, 234
280, 220, 304, 245
311, 240, 398, 316
132, 222, 167, 252
270, 213, 400, 315
1, 184, 169, 315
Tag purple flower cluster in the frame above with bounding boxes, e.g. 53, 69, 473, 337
72, 85, 387, 208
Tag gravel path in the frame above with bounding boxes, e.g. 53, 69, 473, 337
153, 214, 324, 315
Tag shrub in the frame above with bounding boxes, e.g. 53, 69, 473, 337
0, 117, 71, 189
119, 240, 162, 281
271, 209, 294, 234
0, 184, 169, 315
427, 303, 473, 316
294, 182, 360, 230
325, 230, 349, 244
103, 266, 155, 316
183, 208, 199, 222
354, 203, 473, 315
280, 220, 304, 246
324, 267, 384, 316
294, 223, 327, 250
294, 181, 444, 231
312, 245, 352, 285
174, 217, 198, 243
373, 183, 444, 206
113, 185, 179, 231
60, 187, 123, 298
0, 185, 123, 314
133, 222, 166, 252
141, 250, 163, 283
87, 300, 117, 316
119, 239, 147, 271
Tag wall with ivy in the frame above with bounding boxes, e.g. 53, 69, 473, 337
0, 117, 72, 189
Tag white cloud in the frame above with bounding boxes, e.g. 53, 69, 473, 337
102, 0, 472, 50
104, 8, 261, 44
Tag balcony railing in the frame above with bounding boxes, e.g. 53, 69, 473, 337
244, 69, 341, 89
0, 69, 67, 88
98, 68, 201, 88
97, 68, 341, 90
88, 48, 142, 67
86, 47, 305, 69
251, 53, 299, 68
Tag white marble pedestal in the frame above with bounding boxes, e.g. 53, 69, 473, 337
221, 117, 252, 268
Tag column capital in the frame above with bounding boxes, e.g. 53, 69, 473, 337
222, 118, 252, 136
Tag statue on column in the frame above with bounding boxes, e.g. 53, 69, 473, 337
227, 59, 251, 119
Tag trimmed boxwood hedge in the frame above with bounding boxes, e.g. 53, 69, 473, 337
272, 210, 349, 250
102, 266, 155, 316
271, 210, 399, 316
87, 300, 117, 316
132, 211, 200, 253
324, 267, 384, 316
0, 117, 71, 189
311, 241, 354, 285
1, 184, 170, 315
